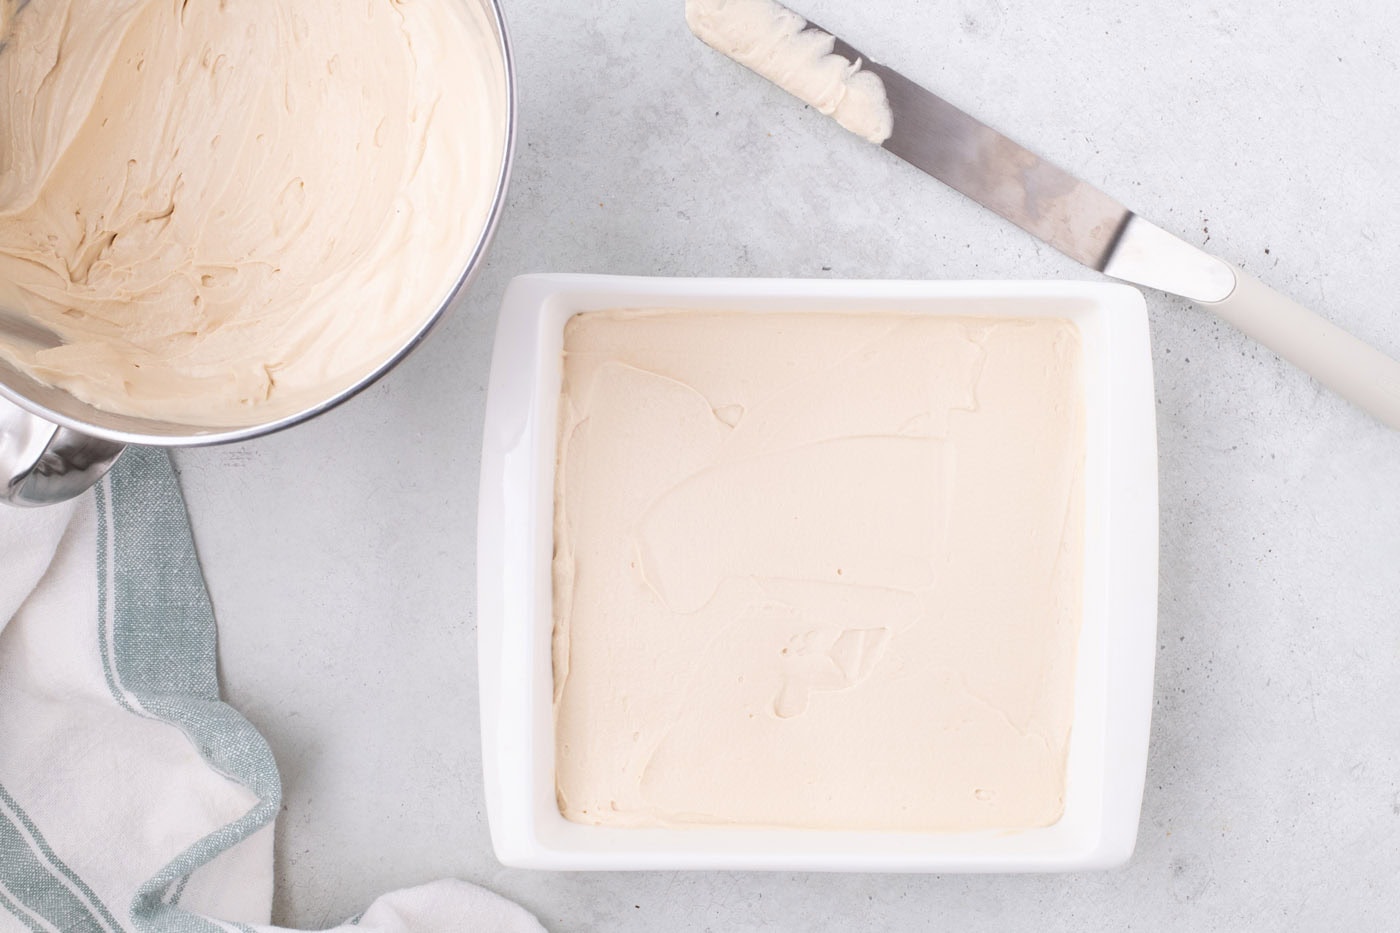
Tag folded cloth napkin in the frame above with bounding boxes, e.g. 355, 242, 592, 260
0, 447, 543, 933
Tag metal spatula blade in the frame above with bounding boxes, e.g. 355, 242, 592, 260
828, 33, 1131, 275
0, 309, 61, 350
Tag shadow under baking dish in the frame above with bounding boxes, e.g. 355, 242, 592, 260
477, 275, 1159, 872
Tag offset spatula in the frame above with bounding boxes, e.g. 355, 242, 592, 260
693, 2, 1400, 430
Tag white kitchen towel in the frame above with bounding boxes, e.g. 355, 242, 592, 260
0, 446, 543, 933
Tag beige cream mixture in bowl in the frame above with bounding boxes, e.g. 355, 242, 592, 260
0, 0, 510, 433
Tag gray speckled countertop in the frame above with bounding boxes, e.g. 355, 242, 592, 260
173, 0, 1400, 929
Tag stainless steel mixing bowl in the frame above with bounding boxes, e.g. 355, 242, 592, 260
0, 0, 516, 507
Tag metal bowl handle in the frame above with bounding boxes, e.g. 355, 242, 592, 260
1, 396, 125, 507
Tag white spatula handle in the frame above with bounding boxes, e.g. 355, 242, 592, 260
1199, 269, 1400, 430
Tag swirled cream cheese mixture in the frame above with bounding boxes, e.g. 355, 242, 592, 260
554, 310, 1085, 831
0, 0, 505, 424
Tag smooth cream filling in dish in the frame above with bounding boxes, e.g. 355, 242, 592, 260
553, 310, 1086, 832
0, 0, 505, 425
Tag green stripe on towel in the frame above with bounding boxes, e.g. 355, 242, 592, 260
0, 782, 118, 933
105, 449, 282, 933
0, 881, 52, 933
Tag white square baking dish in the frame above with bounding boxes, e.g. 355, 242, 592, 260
477, 274, 1158, 872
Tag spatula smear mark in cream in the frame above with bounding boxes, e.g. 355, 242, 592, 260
686, 0, 894, 144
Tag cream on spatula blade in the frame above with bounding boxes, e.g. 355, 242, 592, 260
686, 0, 1400, 430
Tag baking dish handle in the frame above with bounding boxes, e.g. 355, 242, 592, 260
0, 396, 125, 507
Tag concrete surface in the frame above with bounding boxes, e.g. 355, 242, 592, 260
173, 0, 1400, 929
